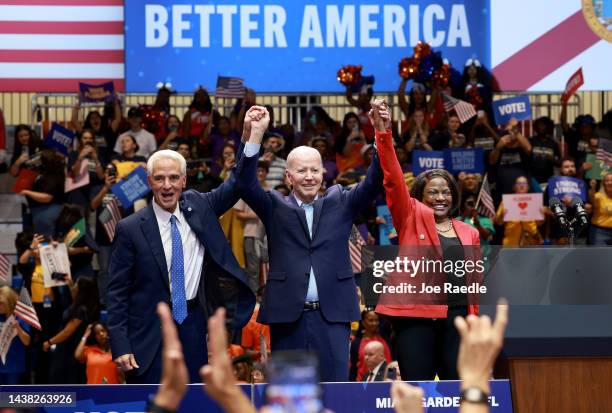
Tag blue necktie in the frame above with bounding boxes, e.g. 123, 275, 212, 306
170, 215, 187, 324
301, 203, 319, 301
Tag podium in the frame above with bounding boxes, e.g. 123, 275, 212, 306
480, 247, 612, 412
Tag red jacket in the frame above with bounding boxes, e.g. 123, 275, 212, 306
374, 129, 480, 319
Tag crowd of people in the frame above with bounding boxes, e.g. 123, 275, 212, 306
1, 60, 611, 391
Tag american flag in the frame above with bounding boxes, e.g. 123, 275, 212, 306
215, 76, 245, 99
596, 139, 612, 167
0, 0, 124, 92
476, 175, 495, 219
442, 93, 477, 124
0, 253, 10, 283
101, 197, 122, 242
349, 225, 366, 274
15, 287, 41, 331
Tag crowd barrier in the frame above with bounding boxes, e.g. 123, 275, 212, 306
0, 380, 513, 413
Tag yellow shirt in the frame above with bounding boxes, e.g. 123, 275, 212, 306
31, 263, 52, 303
496, 203, 543, 247
592, 192, 612, 229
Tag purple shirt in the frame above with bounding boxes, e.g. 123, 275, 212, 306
210, 132, 240, 161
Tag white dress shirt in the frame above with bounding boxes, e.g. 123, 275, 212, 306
152, 200, 205, 300
367, 360, 386, 382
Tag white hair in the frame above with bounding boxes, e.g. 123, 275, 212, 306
147, 149, 186, 176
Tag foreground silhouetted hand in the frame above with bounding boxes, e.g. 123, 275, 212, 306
391, 382, 424, 413
153, 302, 189, 411
200, 308, 257, 413
454, 299, 508, 407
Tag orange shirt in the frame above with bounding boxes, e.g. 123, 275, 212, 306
241, 309, 270, 355
228, 344, 245, 359
336, 143, 365, 174
83, 346, 120, 384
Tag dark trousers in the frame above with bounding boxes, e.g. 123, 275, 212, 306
393, 306, 468, 381
127, 305, 207, 384
270, 309, 350, 382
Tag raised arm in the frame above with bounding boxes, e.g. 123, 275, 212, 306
345, 85, 359, 108
234, 106, 273, 225
372, 100, 413, 233
345, 104, 384, 212
398, 78, 409, 118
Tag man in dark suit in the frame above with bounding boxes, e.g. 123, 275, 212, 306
107, 123, 255, 383
361, 341, 388, 382
235, 107, 384, 381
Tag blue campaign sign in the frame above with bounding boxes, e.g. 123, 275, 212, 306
79, 81, 115, 103
547, 176, 587, 202
492, 95, 532, 125
253, 380, 513, 412
376, 204, 397, 246
443, 147, 484, 174
43, 123, 75, 156
111, 166, 151, 209
125, 0, 491, 93
4, 381, 511, 413
412, 150, 444, 175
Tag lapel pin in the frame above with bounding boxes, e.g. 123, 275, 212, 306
187, 207, 192, 212
419, 234, 425, 240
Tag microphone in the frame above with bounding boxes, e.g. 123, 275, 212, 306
549, 197, 569, 230
571, 197, 590, 228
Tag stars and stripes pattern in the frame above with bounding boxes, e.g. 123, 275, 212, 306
101, 197, 122, 242
476, 176, 496, 219
15, 287, 41, 331
596, 138, 612, 167
0, 0, 125, 92
0, 253, 10, 283
442, 93, 477, 123
215, 76, 246, 99
349, 225, 366, 274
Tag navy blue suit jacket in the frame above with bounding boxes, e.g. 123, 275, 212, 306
235, 150, 382, 324
107, 148, 255, 374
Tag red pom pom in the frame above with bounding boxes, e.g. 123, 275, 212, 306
413, 42, 431, 60
432, 64, 450, 87
337, 64, 363, 86
399, 57, 420, 80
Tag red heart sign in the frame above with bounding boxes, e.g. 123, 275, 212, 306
518, 202, 528, 210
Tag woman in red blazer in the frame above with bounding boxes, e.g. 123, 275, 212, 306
371, 101, 480, 380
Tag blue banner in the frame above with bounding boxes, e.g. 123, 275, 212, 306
492, 95, 532, 125
125, 0, 491, 92
0, 381, 512, 412
443, 147, 484, 174
79, 81, 115, 103
547, 176, 587, 202
376, 204, 396, 245
43, 124, 75, 156
412, 150, 444, 175
253, 380, 513, 412
110, 166, 151, 209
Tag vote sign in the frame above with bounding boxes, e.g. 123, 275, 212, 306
492, 95, 532, 126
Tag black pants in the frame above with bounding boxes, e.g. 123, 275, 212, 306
393, 306, 467, 380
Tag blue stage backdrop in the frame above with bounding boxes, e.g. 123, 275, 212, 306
125, 0, 490, 93
0, 381, 512, 413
